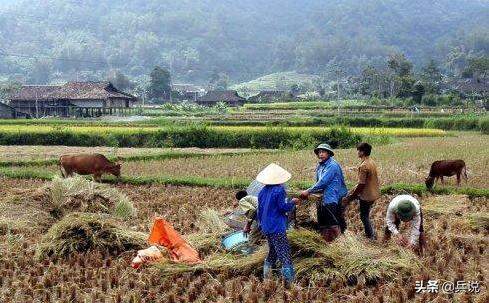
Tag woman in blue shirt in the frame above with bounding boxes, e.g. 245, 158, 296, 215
256, 163, 300, 286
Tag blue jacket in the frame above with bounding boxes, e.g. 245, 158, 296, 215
257, 184, 295, 235
308, 157, 348, 205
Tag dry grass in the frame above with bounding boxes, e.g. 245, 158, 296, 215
0, 176, 487, 302
35, 212, 147, 261
36, 175, 136, 219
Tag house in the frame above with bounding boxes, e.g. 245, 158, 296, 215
247, 90, 295, 103
8, 81, 138, 118
0, 101, 30, 119
172, 83, 205, 102
197, 90, 246, 107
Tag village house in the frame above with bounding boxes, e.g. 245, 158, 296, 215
172, 83, 206, 102
247, 90, 295, 103
196, 90, 246, 107
0, 101, 30, 119
8, 81, 138, 118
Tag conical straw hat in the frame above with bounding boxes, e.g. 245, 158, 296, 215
256, 163, 291, 185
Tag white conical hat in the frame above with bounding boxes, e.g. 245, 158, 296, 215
256, 163, 291, 185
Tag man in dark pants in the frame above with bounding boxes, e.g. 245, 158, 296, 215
301, 143, 348, 242
342, 142, 380, 239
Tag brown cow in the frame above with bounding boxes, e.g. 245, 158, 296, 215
59, 154, 121, 182
425, 160, 467, 189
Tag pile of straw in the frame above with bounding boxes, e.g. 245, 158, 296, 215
36, 176, 135, 219
36, 212, 146, 260
156, 226, 421, 284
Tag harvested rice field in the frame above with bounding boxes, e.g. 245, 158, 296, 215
0, 177, 487, 302
4, 133, 487, 188
0, 145, 268, 162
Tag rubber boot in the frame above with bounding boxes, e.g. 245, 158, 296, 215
263, 261, 273, 279
281, 265, 295, 288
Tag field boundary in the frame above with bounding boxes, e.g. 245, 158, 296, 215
1, 169, 487, 198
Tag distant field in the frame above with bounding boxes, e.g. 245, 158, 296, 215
4, 133, 486, 189
0, 124, 447, 137
0, 146, 270, 162
212, 126, 447, 137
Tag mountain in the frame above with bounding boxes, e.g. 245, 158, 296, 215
0, 0, 487, 85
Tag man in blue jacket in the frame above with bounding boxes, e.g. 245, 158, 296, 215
300, 143, 348, 242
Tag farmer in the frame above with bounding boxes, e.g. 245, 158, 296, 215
342, 142, 380, 240
234, 190, 262, 245
384, 194, 425, 253
256, 163, 300, 286
300, 143, 348, 242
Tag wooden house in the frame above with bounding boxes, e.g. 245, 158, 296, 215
197, 90, 245, 107
8, 81, 138, 118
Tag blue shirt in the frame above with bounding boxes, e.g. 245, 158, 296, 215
257, 184, 295, 235
308, 157, 348, 205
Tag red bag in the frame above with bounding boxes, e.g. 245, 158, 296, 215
148, 217, 201, 264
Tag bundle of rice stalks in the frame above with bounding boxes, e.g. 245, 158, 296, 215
38, 176, 136, 219
155, 228, 420, 285
196, 209, 230, 234
155, 247, 267, 277
36, 212, 147, 261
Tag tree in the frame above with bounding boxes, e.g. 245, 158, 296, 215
387, 53, 415, 98
209, 71, 229, 90
0, 81, 21, 104
421, 60, 442, 94
411, 81, 425, 104
147, 66, 171, 100
108, 70, 134, 91
465, 56, 489, 79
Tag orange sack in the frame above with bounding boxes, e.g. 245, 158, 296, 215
148, 217, 202, 264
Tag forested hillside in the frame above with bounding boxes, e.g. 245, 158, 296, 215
0, 0, 488, 85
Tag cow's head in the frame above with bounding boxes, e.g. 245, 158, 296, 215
425, 176, 434, 190
110, 163, 121, 179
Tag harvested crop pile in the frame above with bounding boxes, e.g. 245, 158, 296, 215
36, 212, 147, 261
157, 212, 421, 284
34, 176, 135, 219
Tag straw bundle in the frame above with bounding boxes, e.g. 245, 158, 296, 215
36, 212, 146, 260
38, 176, 136, 219
156, 227, 421, 284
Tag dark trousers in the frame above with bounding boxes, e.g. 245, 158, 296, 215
316, 201, 346, 240
265, 233, 292, 267
359, 200, 376, 239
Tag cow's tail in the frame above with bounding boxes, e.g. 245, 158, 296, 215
463, 165, 468, 182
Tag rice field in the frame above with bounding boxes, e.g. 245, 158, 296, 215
0, 145, 267, 162
0, 117, 486, 302
0, 177, 487, 302
0, 124, 447, 137
7, 133, 487, 189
